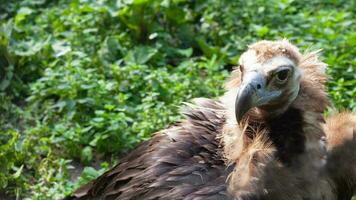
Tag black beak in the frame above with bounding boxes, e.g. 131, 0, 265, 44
235, 72, 280, 123
235, 83, 255, 123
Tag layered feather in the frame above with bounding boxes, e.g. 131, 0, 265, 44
66, 40, 355, 200
66, 98, 233, 200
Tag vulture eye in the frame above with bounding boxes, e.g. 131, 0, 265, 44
275, 68, 290, 82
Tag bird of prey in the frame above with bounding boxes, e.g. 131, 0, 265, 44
65, 40, 355, 200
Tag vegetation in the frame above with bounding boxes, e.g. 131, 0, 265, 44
0, 0, 355, 199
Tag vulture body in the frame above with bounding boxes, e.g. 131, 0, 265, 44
68, 99, 232, 200
66, 40, 355, 200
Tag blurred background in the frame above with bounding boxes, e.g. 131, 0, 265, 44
0, 0, 355, 199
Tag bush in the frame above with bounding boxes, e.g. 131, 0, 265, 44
0, 0, 355, 198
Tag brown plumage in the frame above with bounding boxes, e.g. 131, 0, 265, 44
67, 98, 232, 200
324, 112, 356, 199
65, 40, 355, 200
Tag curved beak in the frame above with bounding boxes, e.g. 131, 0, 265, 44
235, 72, 281, 123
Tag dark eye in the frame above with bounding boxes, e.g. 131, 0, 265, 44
276, 69, 290, 81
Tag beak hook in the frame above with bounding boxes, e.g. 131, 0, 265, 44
235, 84, 254, 123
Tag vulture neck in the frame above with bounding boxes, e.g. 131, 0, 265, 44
257, 107, 305, 166
221, 77, 329, 167
220, 50, 330, 197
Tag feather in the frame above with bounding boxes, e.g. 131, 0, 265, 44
65, 41, 355, 200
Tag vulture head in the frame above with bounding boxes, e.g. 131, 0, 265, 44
221, 40, 330, 193
223, 39, 328, 125
235, 41, 302, 122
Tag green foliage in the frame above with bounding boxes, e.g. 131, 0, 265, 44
0, 130, 21, 189
0, 0, 355, 198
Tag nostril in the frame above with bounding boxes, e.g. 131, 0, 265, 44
256, 84, 262, 89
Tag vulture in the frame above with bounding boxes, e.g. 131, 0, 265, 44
65, 40, 355, 200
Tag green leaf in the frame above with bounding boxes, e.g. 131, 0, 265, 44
253, 25, 269, 37
81, 167, 101, 180
13, 165, 24, 179
81, 146, 93, 164
12, 36, 50, 56
124, 46, 158, 64
52, 41, 71, 57
132, 0, 151, 5
176, 48, 193, 58
14, 7, 33, 24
